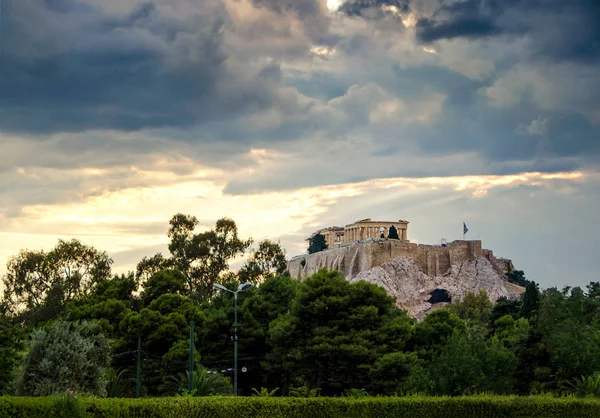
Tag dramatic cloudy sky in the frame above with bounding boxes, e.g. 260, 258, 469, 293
1, 0, 599, 289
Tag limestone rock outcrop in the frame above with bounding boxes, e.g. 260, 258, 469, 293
350, 257, 524, 320
288, 238, 524, 320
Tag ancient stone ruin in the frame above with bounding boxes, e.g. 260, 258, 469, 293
290, 218, 524, 319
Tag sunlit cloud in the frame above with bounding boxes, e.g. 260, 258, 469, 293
0, 166, 588, 280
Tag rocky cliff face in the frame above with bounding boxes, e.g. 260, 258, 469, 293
288, 239, 524, 319
350, 257, 524, 320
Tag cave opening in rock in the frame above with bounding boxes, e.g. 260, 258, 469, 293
429, 288, 451, 304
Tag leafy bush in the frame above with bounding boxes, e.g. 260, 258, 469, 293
252, 387, 279, 397
563, 373, 600, 397
104, 369, 134, 398
15, 320, 110, 397
158, 368, 231, 396
51, 389, 87, 418
288, 386, 320, 397
2, 395, 600, 418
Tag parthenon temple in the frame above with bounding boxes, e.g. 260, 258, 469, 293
310, 218, 409, 248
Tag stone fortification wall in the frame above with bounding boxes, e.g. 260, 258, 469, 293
288, 239, 498, 281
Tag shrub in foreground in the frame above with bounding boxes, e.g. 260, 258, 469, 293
1, 395, 600, 418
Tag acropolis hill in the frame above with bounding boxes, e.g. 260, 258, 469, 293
288, 218, 523, 319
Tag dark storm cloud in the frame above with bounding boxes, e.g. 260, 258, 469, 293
0, 0, 312, 134
338, 0, 409, 17
413, 0, 600, 64
250, 0, 321, 16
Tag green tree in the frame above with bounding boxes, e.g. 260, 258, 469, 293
489, 297, 522, 329
535, 286, 600, 384
514, 327, 551, 394
2, 239, 113, 323
159, 366, 231, 396
307, 233, 328, 254
265, 270, 413, 396
506, 270, 530, 287
387, 225, 399, 240
0, 305, 24, 395
238, 240, 288, 284
408, 309, 465, 362
587, 282, 600, 299
448, 289, 493, 325
136, 253, 170, 282
492, 315, 530, 349
367, 351, 421, 395
137, 215, 251, 300
426, 327, 518, 395
65, 273, 138, 338
16, 320, 110, 396
199, 275, 298, 395
141, 269, 187, 306
117, 293, 205, 395
521, 281, 541, 320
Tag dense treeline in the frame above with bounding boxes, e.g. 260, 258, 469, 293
1, 214, 599, 398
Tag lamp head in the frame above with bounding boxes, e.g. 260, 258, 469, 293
213, 283, 231, 293
237, 282, 253, 292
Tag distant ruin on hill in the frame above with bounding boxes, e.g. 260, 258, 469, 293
291, 218, 522, 319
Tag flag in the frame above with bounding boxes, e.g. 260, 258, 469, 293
463, 222, 469, 235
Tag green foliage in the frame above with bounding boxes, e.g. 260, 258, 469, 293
2, 239, 113, 323
159, 368, 232, 396
141, 269, 187, 306
136, 253, 170, 283
51, 389, 86, 418
169, 215, 252, 299
3, 222, 600, 402
563, 373, 600, 397
535, 286, 600, 383
104, 369, 134, 398
252, 387, 279, 397
424, 327, 518, 395
489, 297, 522, 328
448, 289, 493, 325
492, 315, 530, 349
0, 307, 24, 395
307, 233, 328, 254
387, 225, 400, 239
65, 274, 138, 338
120, 294, 204, 355
409, 309, 465, 361
200, 275, 297, 395
506, 270, 530, 287
367, 352, 422, 395
3, 396, 600, 418
345, 388, 368, 398
265, 269, 413, 396
288, 386, 320, 397
238, 240, 288, 284
16, 320, 110, 397
521, 282, 541, 320
137, 215, 252, 301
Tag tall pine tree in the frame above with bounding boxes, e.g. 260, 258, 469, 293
308, 233, 328, 254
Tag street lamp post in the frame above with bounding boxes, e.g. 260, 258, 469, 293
213, 282, 253, 396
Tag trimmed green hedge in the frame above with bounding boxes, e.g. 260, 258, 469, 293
1, 395, 600, 418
